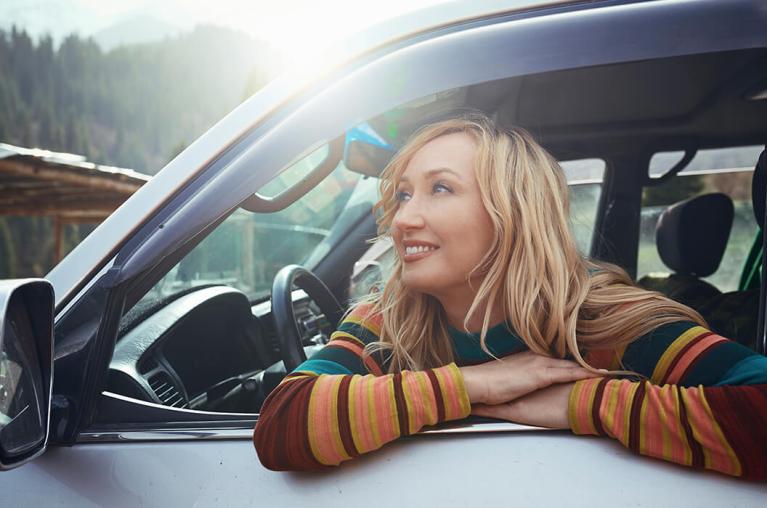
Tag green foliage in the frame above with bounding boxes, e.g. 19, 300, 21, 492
0, 218, 17, 275
0, 215, 53, 278
0, 26, 278, 277
642, 174, 705, 207
0, 25, 278, 173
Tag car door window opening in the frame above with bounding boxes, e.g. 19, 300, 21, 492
92, 45, 767, 430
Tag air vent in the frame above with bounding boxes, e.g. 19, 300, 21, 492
147, 371, 187, 408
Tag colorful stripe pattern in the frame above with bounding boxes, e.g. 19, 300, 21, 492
253, 303, 471, 470
570, 325, 767, 480
255, 304, 767, 476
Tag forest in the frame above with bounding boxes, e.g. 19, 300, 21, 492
0, 25, 759, 279
0, 25, 278, 277
0, 25, 277, 172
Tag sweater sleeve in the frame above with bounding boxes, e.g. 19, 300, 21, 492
570, 323, 767, 480
253, 303, 471, 471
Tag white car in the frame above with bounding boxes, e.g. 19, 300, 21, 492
2, 0, 767, 505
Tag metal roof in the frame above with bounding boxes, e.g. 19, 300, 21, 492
0, 143, 150, 221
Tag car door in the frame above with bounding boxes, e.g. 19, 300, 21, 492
3, 1, 767, 506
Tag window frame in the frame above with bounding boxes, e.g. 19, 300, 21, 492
48, 0, 767, 444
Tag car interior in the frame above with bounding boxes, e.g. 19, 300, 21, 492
101, 47, 767, 418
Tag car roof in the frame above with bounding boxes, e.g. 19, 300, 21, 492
364, 48, 767, 162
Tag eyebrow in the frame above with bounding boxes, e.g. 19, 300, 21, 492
399, 167, 462, 182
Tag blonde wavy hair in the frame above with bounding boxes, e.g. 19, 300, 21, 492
360, 112, 706, 373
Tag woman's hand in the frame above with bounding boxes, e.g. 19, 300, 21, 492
471, 382, 576, 429
458, 351, 597, 405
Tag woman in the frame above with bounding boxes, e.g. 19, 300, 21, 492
253, 113, 767, 478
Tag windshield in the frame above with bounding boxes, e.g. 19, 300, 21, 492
138, 146, 377, 305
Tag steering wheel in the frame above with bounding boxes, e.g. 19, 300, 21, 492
271, 265, 345, 372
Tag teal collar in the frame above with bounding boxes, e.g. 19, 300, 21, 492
447, 321, 528, 364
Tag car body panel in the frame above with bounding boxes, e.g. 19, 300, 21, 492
2, 431, 766, 506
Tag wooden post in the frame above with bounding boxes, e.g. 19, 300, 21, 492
53, 216, 63, 263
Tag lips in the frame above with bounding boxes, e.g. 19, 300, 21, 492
401, 241, 439, 262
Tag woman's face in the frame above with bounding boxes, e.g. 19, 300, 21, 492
392, 132, 496, 299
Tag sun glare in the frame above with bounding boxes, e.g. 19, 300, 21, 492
183, 0, 450, 76
3, 0, 451, 84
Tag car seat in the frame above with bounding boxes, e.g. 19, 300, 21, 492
638, 192, 734, 312
698, 148, 766, 351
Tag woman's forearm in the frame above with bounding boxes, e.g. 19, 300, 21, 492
570, 378, 767, 480
253, 364, 471, 471
458, 365, 487, 404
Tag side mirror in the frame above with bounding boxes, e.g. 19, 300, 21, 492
0, 279, 54, 471
349, 261, 384, 300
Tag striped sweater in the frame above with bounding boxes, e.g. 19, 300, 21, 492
253, 302, 767, 478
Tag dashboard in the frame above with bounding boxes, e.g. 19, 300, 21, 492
106, 285, 329, 413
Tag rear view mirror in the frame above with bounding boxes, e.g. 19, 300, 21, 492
343, 124, 396, 178
0, 279, 54, 471
241, 137, 345, 213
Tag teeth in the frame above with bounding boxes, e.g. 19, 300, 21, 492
405, 245, 437, 255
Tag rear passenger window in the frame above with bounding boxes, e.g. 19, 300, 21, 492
638, 146, 761, 292
561, 158, 605, 256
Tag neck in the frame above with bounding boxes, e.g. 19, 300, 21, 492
436, 288, 506, 333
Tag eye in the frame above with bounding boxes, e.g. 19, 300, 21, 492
395, 190, 411, 202
433, 182, 453, 194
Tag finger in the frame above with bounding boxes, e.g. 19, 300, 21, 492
542, 366, 601, 385
564, 366, 605, 377
540, 357, 592, 370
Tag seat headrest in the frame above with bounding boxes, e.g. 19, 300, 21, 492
752, 148, 766, 229
656, 193, 734, 277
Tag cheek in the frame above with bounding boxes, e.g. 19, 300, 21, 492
476, 214, 496, 252
472, 225, 497, 273
441, 211, 495, 270
460, 208, 495, 251
390, 224, 401, 244
390, 214, 407, 246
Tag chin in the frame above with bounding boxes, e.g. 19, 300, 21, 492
400, 271, 447, 296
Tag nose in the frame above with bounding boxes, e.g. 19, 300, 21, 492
393, 196, 425, 232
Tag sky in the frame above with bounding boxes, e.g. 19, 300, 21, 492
0, 0, 450, 61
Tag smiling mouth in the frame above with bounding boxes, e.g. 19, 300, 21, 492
402, 245, 439, 262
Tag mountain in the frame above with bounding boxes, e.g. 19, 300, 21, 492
0, 24, 281, 174
92, 15, 183, 51
0, 24, 283, 278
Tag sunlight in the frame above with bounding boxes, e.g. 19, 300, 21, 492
161, 0, 451, 74
1, 0, 452, 79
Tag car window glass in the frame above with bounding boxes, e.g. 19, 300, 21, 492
648, 145, 763, 178
638, 146, 760, 292
107, 146, 377, 414
134, 150, 367, 307
349, 238, 395, 301
561, 159, 605, 256
258, 143, 330, 198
